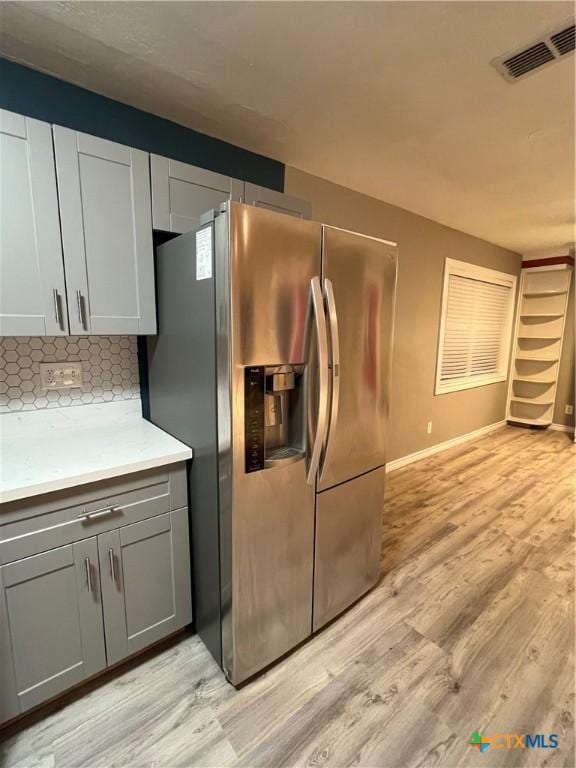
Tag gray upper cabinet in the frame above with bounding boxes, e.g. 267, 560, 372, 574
244, 182, 312, 219
151, 154, 243, 234
53, 127, 156, 335
0, 109, 69, 336
0, 538, 106, 721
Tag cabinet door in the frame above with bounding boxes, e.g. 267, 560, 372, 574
244, 181, 312, 219
151, 154, 243, 234
53, 127, 156, 335
99, 509, 192, 665
0, 109, 68, 335
0, 539, 106, 722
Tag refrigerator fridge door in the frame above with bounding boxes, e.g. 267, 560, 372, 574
318, 226, 397, 492
313, 465, 386, 631
223, 203, 322, 684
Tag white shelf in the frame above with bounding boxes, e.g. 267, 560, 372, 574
523, 290, 567, 297
517, 335, 561, 341
515, 355, 559, 362
507, 416, 553, 427
510, 396, 554, 406
513, 376, 556, 384
520, 313, 563, 319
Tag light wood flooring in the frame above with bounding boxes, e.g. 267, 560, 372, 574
1, 426, 574, 768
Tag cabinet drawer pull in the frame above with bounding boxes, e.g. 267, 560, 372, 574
53, 288, 63, 330
78, 506, 117, 521
109, 548, 116, 584
85, 557, 92, 593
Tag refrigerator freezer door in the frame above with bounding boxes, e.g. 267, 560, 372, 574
313, 465, 385, 631
319, 227, 397, 491
224, 203, 322, 684
230, 203, 322, 367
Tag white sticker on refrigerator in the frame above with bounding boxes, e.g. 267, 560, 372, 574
196, 227, 213, 280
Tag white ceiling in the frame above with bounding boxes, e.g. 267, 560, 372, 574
1, 1, 574, 254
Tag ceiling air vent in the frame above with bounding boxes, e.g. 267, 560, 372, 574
551, 24, 575, 56
492, 19, 575, 82
502, 42, 555, 78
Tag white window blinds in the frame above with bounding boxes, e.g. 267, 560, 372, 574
436, 260, 516, 394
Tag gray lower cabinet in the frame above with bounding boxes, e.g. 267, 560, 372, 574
0, 537, 106, 723
0, 464, 191, 724
99, 509, 192, 666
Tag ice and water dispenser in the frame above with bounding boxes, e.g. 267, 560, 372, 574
244, 364, 305, 472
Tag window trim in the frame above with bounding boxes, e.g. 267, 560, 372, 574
435, 258, 517, 395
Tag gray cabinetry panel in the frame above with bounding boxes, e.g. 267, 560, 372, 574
0, 538, 106, 717
99, 509, 192, 665
0, 109, 69, 336
98, 528, 127, 665
0, 464, 191, 724
53, 127, 156, 334
244, 182, 311, 219
0, 465, 187, 565
151, 154, 243, 234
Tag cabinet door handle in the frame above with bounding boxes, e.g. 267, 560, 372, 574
76, 289, 87, 330
85, 557, 92, 593
77, 505, 117, 521
109, 548, 116, 584
53, 289, 63, 330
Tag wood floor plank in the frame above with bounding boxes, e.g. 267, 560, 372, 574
54, 697, 237, 768
418, 568, 573, 745
1, 425, 573, 768
214, 600, 418, 756
235, 625, 458, 768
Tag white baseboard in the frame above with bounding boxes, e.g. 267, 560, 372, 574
549, 423, 575, 434
386, 420, 506, 473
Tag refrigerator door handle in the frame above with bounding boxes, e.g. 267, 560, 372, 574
307, 276, 330, 485
320, 278, 340, 481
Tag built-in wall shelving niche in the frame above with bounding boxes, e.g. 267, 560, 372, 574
506, 266, 572, 428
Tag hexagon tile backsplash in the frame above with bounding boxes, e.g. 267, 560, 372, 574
0, 336, 140, 413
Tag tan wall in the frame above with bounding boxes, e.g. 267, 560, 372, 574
285, 167, 522, 461
554, 276, 575, 428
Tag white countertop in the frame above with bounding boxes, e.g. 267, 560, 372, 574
0, 400, 192, 504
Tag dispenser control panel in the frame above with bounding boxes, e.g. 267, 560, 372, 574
244, 367, 265, 473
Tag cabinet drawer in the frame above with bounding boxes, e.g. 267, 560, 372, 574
0, 464, 187, 565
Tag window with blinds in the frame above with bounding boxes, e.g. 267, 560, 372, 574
436, 259, 517, 394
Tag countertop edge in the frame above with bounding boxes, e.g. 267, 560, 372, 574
0, 449, 193, 505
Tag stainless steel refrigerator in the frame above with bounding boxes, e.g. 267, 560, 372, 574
146, 201, 397, 685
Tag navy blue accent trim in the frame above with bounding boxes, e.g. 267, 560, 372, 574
137, 336, 150, 421
0, 58, 284, 191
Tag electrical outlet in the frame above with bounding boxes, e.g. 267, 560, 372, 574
40, 362, 83, 390
565, 404, 574, 416
426, 421, 433, 434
